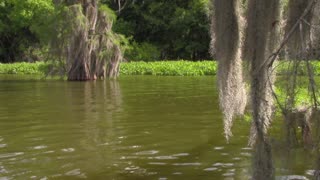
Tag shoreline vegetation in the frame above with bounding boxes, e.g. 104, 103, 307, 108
0, 60, 320, 76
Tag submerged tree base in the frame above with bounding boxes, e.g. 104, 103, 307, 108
50, 0, 123, 81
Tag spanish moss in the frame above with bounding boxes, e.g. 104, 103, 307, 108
51, 0, 122, 81
211, 0, 247, 141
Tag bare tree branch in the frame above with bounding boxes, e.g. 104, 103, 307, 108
258, 0, 318, 71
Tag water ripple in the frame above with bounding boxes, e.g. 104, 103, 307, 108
232, 157, 241, 161
213, 163, 234, 168
64, 169, 87, 178
172, 162, 201, 166
97, 142, 109, 146
61, 148, 75, 153
214, 147, 224, 150
124, 166, 147, 175
222, 172, 235, 177
276, 175, 308, 180
172, 153, 189, 157
61, 163, 73, 168
0, 165, 8, 174
148, 162, 167, 165
65, 169, 80, 176
43, 150, 54, 154
241, 147, 252, 151
135, 150, 159, 155
50, 174, 62, 178
240, 152, 251, 157
31, 145, 47, 150
159, 177, 167, 180
204, 167, 218, 171
0, 144, 7, 148
130, 145, 141, 149
125, 166, 140, 171
153, 156, 178, 160
147, 172, 158, 175
305, 169, 315, 176
0, 152, 24, 159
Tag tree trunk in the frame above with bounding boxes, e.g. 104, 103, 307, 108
244, 0, 280, 179
52, 0, 122, 81
310, 1, 320, 59
285, 0, 313, 59
66, 1, 98, 81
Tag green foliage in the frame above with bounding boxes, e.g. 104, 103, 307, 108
0, 0, 54, 62
281, 0, 289, 13
112, 18, 135, 37
120, 61, 216, 76
273, 61, 319, 117
99, 4, 117, 22
276, 61, 320, 76
125, 42, 161, 61
274, 86, 311, 109
0, 60, 320, 77
0, 61, 217, 76
6, 0, 54, 29
2, 0, 211, 62
3, 60, 320, 77
0, 62, 48, 75
103, 0, 211, 60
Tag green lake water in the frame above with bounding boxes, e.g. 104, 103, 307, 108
0, 76, 316, 179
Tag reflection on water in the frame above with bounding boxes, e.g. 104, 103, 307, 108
0, 76, 316, 179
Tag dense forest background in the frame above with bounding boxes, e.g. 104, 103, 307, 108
0, 0, 211, 63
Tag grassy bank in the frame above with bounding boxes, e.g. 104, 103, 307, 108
0, 60, 320, 76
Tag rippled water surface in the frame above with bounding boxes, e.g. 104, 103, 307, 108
0, 76, 316, 179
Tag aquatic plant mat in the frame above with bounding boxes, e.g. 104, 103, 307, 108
2, 61, 320, 76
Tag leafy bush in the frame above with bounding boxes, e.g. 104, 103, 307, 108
0, 62, 49, 75
276, 61, 320, 76
125, 42, 161, 61
0, 0, 54, 62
